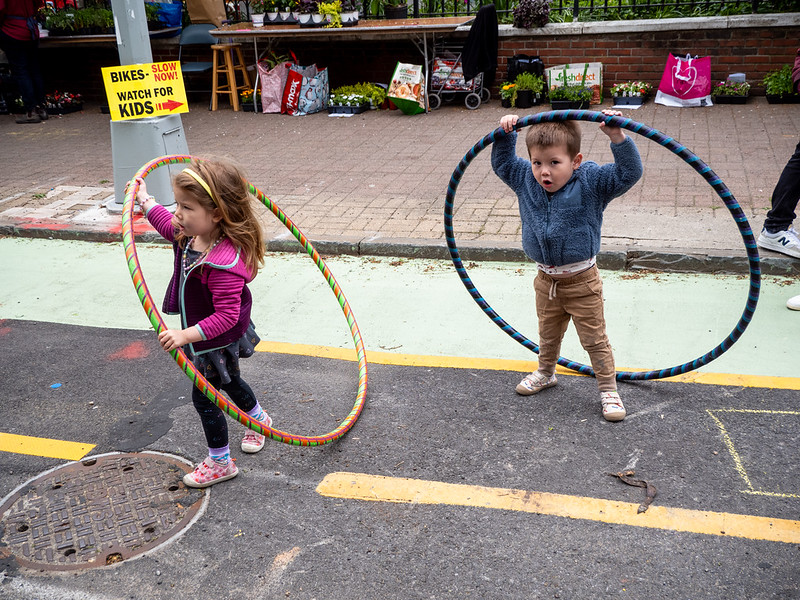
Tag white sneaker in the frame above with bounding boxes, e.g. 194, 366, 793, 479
757, 227, 800, 259
787, 294, 800, 311
600, 391, 626, 422
516, 371, 557, 395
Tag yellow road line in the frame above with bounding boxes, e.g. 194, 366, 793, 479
0, 432, 95, 460
317, 471, 800, 544
255, 340, 800, 390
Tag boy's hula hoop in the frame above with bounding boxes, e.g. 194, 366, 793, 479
444, 110, 761, 381
122, 155, 367, 446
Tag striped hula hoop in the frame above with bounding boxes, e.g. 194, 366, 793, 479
122, 155, 367, 445
444, 110, 760, 381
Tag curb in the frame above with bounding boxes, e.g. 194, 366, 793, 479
3, 225, 798, 277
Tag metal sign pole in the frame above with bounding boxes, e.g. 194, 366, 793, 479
106, 0, 188, 212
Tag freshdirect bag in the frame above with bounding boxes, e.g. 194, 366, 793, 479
282, 64, 329, 116
545, 62, 603, 104
655, 53, 713, 107
388, 62, 425, 115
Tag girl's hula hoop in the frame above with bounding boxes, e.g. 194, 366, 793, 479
122, 155, 367, 446
444, 110, 760, 381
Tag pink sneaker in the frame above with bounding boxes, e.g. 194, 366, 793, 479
183, 457, 238, 488
241, 412, 273, 454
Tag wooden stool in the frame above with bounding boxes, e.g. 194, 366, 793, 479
211, 43, 252, 111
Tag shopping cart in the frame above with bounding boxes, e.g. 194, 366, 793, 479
428, 45, 489, 110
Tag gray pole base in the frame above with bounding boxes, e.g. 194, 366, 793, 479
106, 114, 189, 214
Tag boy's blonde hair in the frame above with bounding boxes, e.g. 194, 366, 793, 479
174, 158, 265, 276
525, 121, 582, 158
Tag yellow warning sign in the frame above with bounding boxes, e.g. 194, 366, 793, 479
101, 61, 189, 121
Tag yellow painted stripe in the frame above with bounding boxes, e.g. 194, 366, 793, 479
255, 340, 800, 390
0, 432, 95, 460
317, 471, 800, 544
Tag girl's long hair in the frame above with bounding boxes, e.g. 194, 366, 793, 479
174, 158, 265, 276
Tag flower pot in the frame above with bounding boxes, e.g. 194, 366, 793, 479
766, 94, 800, 104
328, 103, 370, 114
515, 89, 533, 109
384, 4, 408, 19
278, 11, 296, 22
712, 94, 748, 104
298, 12, 315, 26
612, 95, 645, 106
501, 98, 512, 108
341, 10, 359, 25
251, 13, 265, 26
550, 100, 590, 110
311, 12, 325, 24
266, 11, 279, 21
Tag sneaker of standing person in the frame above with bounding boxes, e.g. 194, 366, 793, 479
183, 456, 238, 488
16, 111, 41, 124
515, 371, 557, 395
241, 409, 272, 454
600, 390, 626, 422
757, 227, 800, 259
787, 294, 800, 311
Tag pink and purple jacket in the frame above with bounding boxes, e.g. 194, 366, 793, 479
146, 203, 255, 355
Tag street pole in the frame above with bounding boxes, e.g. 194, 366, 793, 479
105, 0, 188, 212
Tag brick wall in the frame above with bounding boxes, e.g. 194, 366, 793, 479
36, 13, 799, 101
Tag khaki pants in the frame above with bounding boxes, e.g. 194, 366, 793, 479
534, 265, 617, 391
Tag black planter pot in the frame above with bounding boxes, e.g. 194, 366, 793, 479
515, 89, 533, 108
501, 98, 512, 108
612, 95, 646, 106
766, 94, 800, 104
712, 95, 748, 104
384, 5, 408, 19
550, 100, 590, 110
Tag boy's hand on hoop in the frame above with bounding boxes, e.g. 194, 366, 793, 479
599, 109, 626, 144
500, 114, 519, 133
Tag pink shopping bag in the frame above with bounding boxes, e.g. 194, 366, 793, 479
655, 53, 713, 107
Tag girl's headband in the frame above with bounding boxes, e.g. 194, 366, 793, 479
182, 167, 217, 206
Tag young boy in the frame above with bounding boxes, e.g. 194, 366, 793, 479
491, 110, 642, 422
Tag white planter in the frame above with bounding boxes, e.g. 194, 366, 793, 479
251, 12, 265, 26
266, 11, 279, 21
279, 11, 292, 20
311, 12, 324, 24
341, 9, 358, 24
298, 12, 312, 24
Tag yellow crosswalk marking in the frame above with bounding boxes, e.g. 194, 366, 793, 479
0, 432, 95, 460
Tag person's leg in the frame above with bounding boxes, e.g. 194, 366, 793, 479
0, 34, 38, 121
221, 374, 272, 453
763, 140, 800, 233
516, 273, 569, 395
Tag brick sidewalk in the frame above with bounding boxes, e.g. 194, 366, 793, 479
1, 99, 798, 274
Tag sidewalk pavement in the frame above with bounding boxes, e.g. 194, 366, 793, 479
1, 98, 799, 275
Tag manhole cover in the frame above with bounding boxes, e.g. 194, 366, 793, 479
0, 452, 205, 571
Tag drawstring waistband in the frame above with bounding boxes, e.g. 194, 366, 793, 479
548, 280, 559, 300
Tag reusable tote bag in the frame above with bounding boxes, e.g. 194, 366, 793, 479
387, 62, 426, 115
655, 53, 713, 107
281, 64, 329, 116
258, 60, 293, 113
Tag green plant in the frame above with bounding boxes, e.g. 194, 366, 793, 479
44, 9, 76, 33
500, 82, 516, 100
711, 80, 750, 97
330, 82, 386, 106
250, 0, 268, 12
318, 0, 341, 27
610, 81, 652, 96
144, 2, 160, 23
763, 65, 796, 97
512, 0, 550, 29
95, 7, 114, 28
549, 85, 592, 102
514, 72, 544, 94
383, 0, 406, 9
259, 50, 291, 68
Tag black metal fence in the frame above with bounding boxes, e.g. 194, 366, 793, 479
371, 0, 795, 21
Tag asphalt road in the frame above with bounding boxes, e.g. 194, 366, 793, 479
1, 316, 799, 600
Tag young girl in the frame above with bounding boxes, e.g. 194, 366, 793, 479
130, 158, 271, 488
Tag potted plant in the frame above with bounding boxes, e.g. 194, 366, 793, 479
710, 79, 750, 104
44, 9, 75, 36
96, 7, 114, 33
382, 0, 407, 20
500, 82, 516, 108
45, 90, 83, 114
340, 0, 358, 26
329, 87, 370, 114
513, 72, 544, 108
512, 0, 549, 29
250, 0, 267, 26
317, 0, 341, 27
278, 0, 297, 23
297, 0, 318, 26
610, 81, 652, 105
549, 84, 591, 110
763, 65, 800, 104
144, 2, 162, 30
240, 87, 261, 111
263, 0, 279, 22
